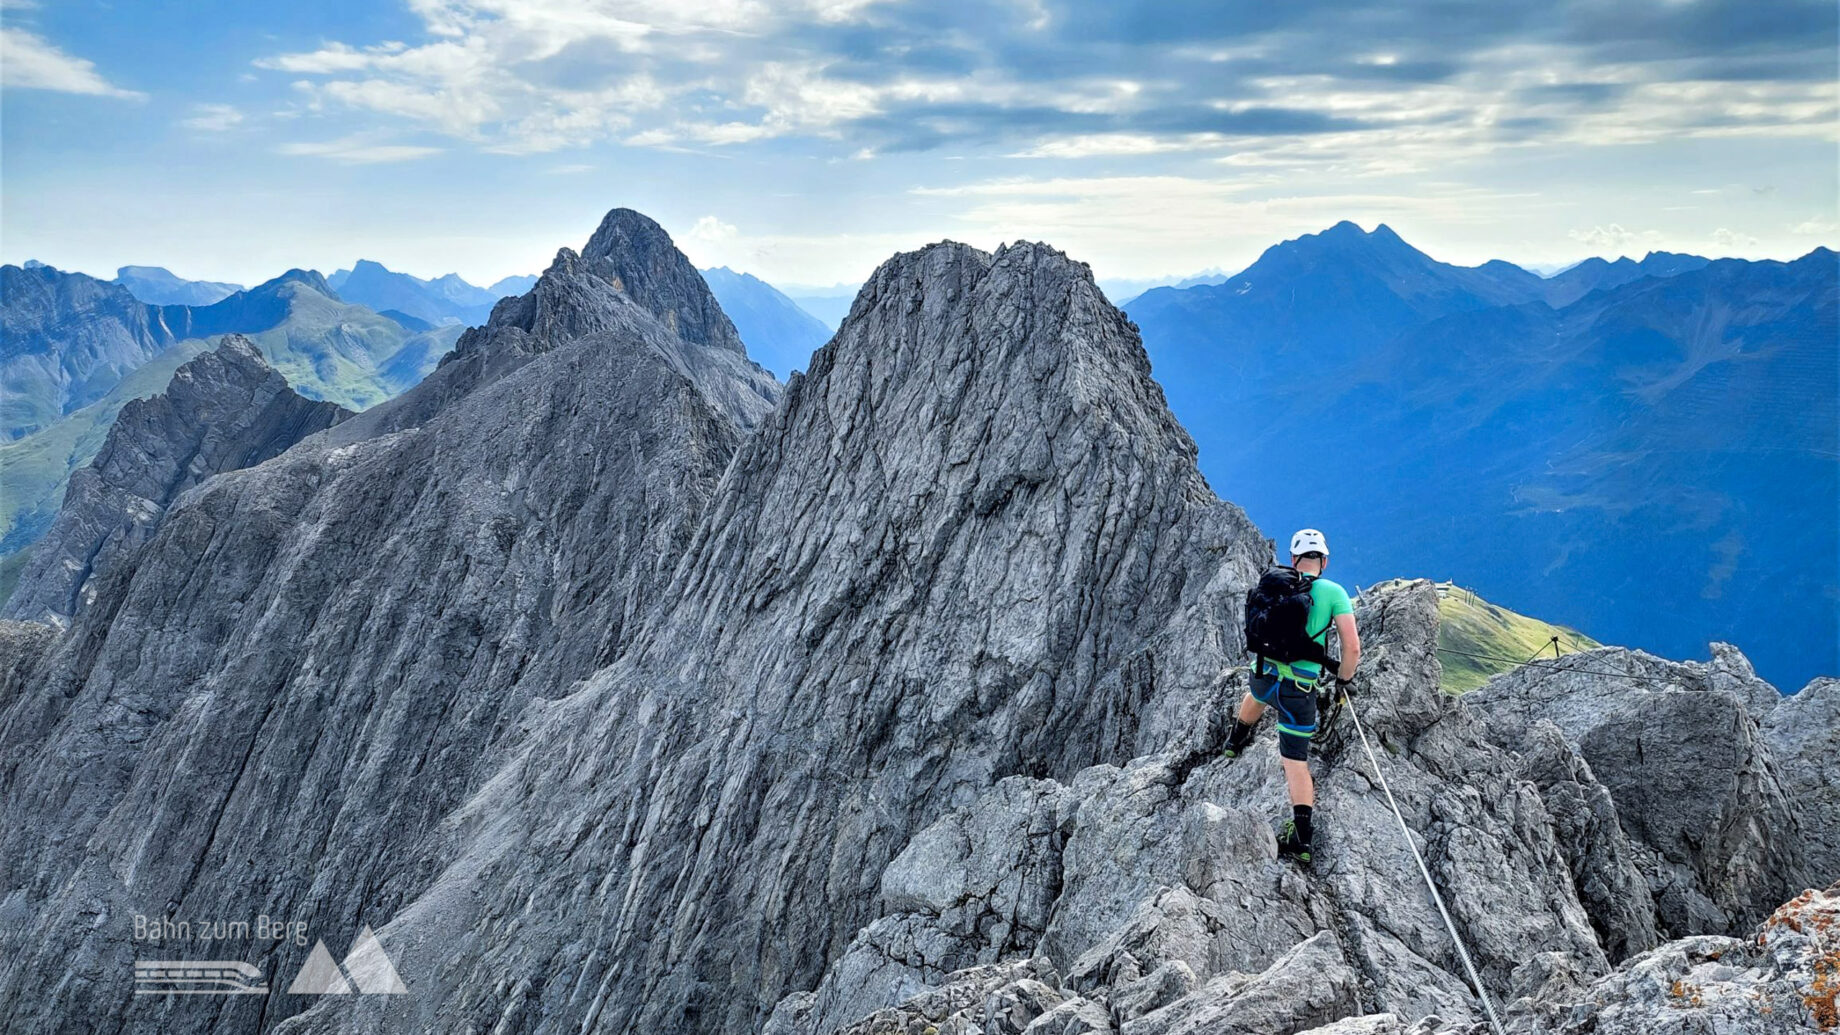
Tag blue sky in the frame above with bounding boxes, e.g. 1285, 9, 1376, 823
2, 0, 1835, 291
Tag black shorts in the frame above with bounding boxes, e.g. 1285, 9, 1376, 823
1250, 666, 1318, 762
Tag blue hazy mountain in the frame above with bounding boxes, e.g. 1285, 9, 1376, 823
113, 265, 243, 306
1101, 269, 1231, 308
4, 263, 185, 440
781, 288, 858, 331
327, 260, 506, 327
1126, 224, 1835, 690
700, 266, 831, 377
487, 274, 539, 296
1540, 251, 1711, 307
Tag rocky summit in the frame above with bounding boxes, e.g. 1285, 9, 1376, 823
0, 209, 1831, 1035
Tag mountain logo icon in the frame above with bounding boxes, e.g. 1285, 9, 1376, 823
286, 926, 408, 995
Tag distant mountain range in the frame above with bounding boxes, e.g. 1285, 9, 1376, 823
113, 265, 243, 306
1101, 269, 1232, 308
699, 266, 832, 377
1124, 221, 1836, 691
778, 288, 857, 331
327, 260, 493, 326
0, 263, 462, 567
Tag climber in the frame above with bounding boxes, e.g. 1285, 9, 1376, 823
1225, 528, 1361, 866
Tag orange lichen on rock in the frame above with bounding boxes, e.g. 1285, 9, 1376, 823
1808, 945, 1838, 1029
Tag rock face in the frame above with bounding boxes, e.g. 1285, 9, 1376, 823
327, 209, 777, 443
269, 236, 1271, 1035
4, 336, 350, 623
1764, 678, 1840, 886
1465, 645, 1811, 939
1502, 884, 1840, 1035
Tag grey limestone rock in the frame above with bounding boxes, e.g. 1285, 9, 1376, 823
265, 237, 1269, 1035
3, 335, 350, 624
1118, 931, 1358, 1035
325, 208, 778, 445
835, 958, 1067, 1035
0, 619, 57, 714
1483, 719, 1660, 960
1297, 1017, 1409, 1035
1503, 883, 1840, 1034
1765, 677, 1840, 885
0, 224, 1268, 1035
1466, 645, 1810, 937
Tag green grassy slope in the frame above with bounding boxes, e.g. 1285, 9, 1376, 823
246, 283, 460, 409
1430, 581, 1600, 692
1358, 578, 1600, 693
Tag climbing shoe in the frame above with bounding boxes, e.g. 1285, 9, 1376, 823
1277, 820, 1313, 867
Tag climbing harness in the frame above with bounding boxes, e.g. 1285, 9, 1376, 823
1341, 691, 1509, 1035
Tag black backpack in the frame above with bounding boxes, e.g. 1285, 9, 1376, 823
1244, 566, 1336, 668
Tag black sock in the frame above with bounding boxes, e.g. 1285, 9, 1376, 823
1293, 804, 1314, 844
1228, 718, 1254, 749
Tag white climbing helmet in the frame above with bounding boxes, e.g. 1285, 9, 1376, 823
1290, 528, 1329, 558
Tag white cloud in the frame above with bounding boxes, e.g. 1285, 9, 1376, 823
0, 26, 143, 99
1567, 223, 1663, 256
1790, 217, 1839, 236
901, 173, 1552, 285
182, 103, 245, 132
1711, 227, 1760, 250
277, 135, 444, 163
243, 0, 1839, 171
688, 216, 739, 242
1012, 133, 1227, 159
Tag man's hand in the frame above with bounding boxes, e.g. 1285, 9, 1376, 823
1335, 676, 1354, 696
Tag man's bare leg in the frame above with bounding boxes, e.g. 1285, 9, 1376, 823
1282, 758, 1314, 808
1237, 693, 1266, 725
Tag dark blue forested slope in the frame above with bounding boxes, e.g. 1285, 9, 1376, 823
1127, 224, 1836, 690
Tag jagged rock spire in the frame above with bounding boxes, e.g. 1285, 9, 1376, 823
3, 335, 349, 623
582, 207, 746, 353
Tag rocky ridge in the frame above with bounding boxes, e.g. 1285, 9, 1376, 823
4, 335, 350, 624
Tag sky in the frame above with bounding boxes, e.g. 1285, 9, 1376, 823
2, 0, 1835, 292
